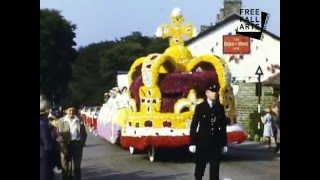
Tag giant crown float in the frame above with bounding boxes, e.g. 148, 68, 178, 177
118, 8, 239, 162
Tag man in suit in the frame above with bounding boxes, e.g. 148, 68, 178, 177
57, 104, 87, 180
189, 84, 228, 180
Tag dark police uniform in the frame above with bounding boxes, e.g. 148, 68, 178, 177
190, 85, 228, 180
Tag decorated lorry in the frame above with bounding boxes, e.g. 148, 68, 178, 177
117, 8, 246, 162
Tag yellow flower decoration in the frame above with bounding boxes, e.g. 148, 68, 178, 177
128, 57, 146, 85
163, 45, 193, 70
186, 55, 228, 105
128, 98, 137, 112
174, 89, 203, 114
155, 8, 197, 47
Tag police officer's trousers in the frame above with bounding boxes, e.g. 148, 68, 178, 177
194, 145, 222, 180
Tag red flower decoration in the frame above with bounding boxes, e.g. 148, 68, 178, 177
163, 121, 172, 127
144, 120, 153, 127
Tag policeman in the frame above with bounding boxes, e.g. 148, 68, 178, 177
189, 83, 228, 180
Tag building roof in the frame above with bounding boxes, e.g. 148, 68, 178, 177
262, 72, 280, 86
185, 14, 280, 46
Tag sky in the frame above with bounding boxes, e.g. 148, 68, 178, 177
40, 0, 280, 48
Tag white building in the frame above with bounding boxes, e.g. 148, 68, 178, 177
117, 71, 129, 90
184, 1, 280, 134
186, 14, 280, 85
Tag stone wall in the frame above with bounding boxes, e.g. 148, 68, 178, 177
234, 82, 276, 134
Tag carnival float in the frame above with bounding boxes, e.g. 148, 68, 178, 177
95, 87, 130, 143
81, 8, 247, 162
118, 8, 246, 162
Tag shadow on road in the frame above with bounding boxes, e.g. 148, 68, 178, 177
85, 133, 279, 165
223, 142, 280, 162
138, 143, 280, 163
83, 164, 187, 180
141, 147, 195, 163
84, 143, 106, 148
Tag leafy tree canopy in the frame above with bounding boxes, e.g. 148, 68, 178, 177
40, 8, 77, 104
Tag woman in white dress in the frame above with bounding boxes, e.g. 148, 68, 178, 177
261, 106, 275, 148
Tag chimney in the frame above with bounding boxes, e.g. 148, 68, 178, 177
220, 7, 224, 19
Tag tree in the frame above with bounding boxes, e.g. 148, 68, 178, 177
68, 41, 116, 105
67, 32, 171, 105
100, 32, 168, 89
40, 9, 77, 104
146, 37, 168, 54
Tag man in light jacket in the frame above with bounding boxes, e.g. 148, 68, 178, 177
57, 104, 87, 180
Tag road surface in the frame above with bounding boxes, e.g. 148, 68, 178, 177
55, 133, 280, 180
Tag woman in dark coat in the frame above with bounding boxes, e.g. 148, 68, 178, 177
40, 95, 54, 180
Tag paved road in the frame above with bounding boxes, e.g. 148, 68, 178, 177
56, 133, 280, 180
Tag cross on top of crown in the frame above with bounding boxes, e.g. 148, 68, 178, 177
155, 8, 197, 47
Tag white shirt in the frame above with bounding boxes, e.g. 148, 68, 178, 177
64, 116, 81, 141
207, 98, 212, 108
207, 99, 214, 108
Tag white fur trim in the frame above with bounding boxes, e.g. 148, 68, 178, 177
227, 124, 244, 133
171, 8, 182, 17
122, 124, 245, 137
122, 127, 190, 137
